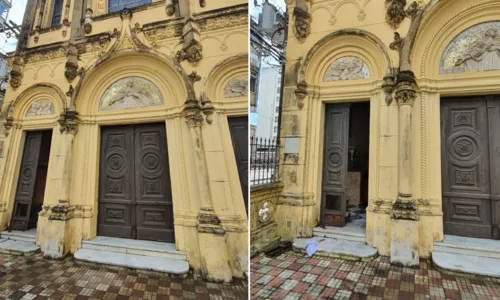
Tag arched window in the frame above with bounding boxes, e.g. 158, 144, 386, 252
108, 0, 151, 13
51, 0, 63, 26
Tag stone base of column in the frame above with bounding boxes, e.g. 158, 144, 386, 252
275, 192, 315, 241
197, 211, 232, 282
390, 200, 420, 267
390, 218, 419, 266
38, 202, 74, 259
197, 226, 232, 282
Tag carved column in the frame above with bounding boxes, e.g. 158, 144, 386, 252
390, 71, 419, 267
64, 0, 85, 82
40, 110, 79, 259
183, 101, 232, 282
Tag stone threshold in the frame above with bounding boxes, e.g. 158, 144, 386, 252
0, 228, 37, 243
293, 237, 378, 262
74, 236, 190, 276
433, 235, 500, 259
0, 239, 40, 256
432, 252, 500, 280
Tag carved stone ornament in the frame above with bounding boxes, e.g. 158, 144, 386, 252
201, 92, 214, 124
294, 80, 308, 110
165, 0, 175, 16
224, 77, 248, 98
176, 44, 203, 65
199, 0, 206, 7
293, 7, 311, 43
100, 77, 164, 111
65, 44, 79, 82
385, 0, 407, 30
58, 110, 79, 134
258, 201, 272, 223
188, 71, 201, 83
394, 71, 417, 106
84, 8, 93, 34
440, 22, 500, 74
323, 56, 370, 81
26, 100, 55, 117
9, 56, 24, 89
3, 117, 13, 137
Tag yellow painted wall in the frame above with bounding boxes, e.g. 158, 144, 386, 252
0, 1, 248, 282
278, 0, 500, 258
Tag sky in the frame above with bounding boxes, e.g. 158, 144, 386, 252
250, 0, 286, 126
0, 0, 27, 54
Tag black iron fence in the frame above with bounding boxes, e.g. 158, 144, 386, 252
250, 137, 280, 186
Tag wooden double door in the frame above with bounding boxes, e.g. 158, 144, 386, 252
441, 96, 500, 239
228, 116, 248, 214
98, 123, 175, 243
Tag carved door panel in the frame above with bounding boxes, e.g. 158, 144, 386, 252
99, 125, 136, 239
228, 116, 249, 214
10, 132, 43, 231
321, 104, 350, 227
441, 96, 500, 239
134, 124, 174, 243
99, 123, 174, 242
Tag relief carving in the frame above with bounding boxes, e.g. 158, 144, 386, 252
293, 7, 311, 43
323, 56, 370, 81
26, 100, 55, 117
385, 0, 407, 30
224, 77, 248, 98
258, 201, 272, 223
25, 47, 67, 64
198, 14, 247, 32
441, 22, 500, 74
100, 77, 164, 111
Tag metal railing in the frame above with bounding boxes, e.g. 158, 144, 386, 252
250, 136, 280, 186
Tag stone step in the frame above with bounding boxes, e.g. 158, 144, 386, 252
81, 236, 187, 261
313, 227, 366, 243
0, 229, 37, 243
432, 251, 500, 278
433, 235, 500, 259
74, 248, 190, 275
0, 238, 40, 256
293, 237, 378, 262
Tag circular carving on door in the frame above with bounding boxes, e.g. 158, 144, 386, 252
326, 148, 343, 168
108, 154, 125, 171
448, 131, 480, 162
22, 168, 33, 179
106, 150, 127, 175
141, 152, 163, 174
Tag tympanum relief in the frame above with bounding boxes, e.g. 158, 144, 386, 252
99, 77, 164, 111
323, 56, 370, 81
441, 22, 500, 74
224, 77, 248, 98
26, 100, 55, 117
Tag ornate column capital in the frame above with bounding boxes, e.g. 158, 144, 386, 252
294, 80, 308, 109
58, 110, 79, 134
394, 71, 417, 106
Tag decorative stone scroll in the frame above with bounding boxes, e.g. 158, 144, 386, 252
99, 77, 164, 111
26, 100, 55, 116
224, 77, 248, 98
323, 56, 370, 81
440, 22, 500, 74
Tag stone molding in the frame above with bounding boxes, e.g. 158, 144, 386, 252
40, 203, 93, 221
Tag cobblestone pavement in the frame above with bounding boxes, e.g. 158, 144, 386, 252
0, 253, 248, 300
251, 251, 500, 300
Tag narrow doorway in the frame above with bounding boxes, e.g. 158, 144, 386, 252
321, 102, 370, 227
11, 130, 52, 231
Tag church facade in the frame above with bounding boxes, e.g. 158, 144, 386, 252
276, 0, 500, 265
0, 0, 248, 281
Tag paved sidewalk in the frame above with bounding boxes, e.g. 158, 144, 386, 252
251, 251, 500, 300
0, 253, 247, 300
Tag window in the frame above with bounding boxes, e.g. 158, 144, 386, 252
274, 126, 278, 133
275, 116, 278, 122
108, 0, 152, 13
276, 107, 279, 112
277, 87, 280, 93
250, 76, 256, 93
51, 0, 63, 26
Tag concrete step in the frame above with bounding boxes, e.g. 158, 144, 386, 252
0, 238, 40, 256
0, 229, 37, 243
74, 248, 190, 275
433, 235, 500, 259
81, 236, 187, 261
293, 237, 378, 262
432, 251, 500, 278
313, 227, 366, 243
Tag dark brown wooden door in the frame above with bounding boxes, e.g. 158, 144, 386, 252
99, 123, 174, 242
11, 131, 43, 231
321, 104, 350, 227
228, 116, 248, 214
441, 96, 500, 239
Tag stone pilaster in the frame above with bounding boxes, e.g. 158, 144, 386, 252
183, 101, 232, 282
39, 111, 79, 259
390, 71, 419, 267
